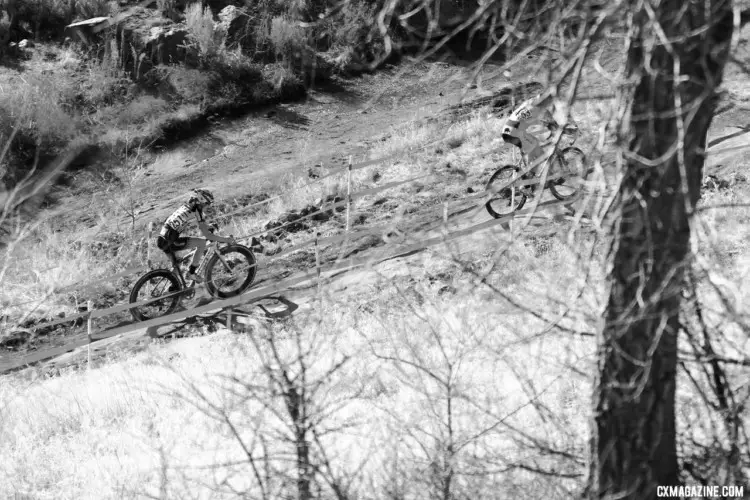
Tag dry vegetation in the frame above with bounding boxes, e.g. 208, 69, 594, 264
0, 213, 599, 498
2, 0, 750, 497
0, 0, 390, 196
4, 81, 748, 495
0, 81, 610, 497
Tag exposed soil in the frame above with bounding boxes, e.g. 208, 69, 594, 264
3, 40, 749, 374
0, 56, 514, 371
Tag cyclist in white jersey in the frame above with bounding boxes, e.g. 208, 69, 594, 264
156, 188, 234, 282
501, 93, 559, 168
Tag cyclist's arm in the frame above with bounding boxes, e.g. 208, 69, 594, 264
518, 106, 552, 131
197, 220, 234, 244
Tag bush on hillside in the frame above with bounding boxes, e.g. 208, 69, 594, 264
184, 2, 224, 60
329, 0, 383, 59
205, 55, 265, 105
263, 63, 305, 100
0, 95, 74, 189
6, 0, 115, 40
0, 0, 393, 194
269, 15, 308, 65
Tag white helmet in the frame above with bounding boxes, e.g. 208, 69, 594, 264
189, 188, 214, 207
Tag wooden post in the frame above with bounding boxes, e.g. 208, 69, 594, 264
345, 156, 353, 232
315, 232, 321, 293
510, 169, 516, 237
86, 300, 93, 369
226, 308, 233, 331
442, 198, 449, 238
147, 221, 155, 267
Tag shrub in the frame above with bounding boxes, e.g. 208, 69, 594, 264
263, 63, 305, 100
331, 0, 379, 52
10, 0, 114, 39
314, 0, 388, 72
269, 15, 307, 65
74, 0, 116, 20
115, 95, 170, 126
205, 55, 265, 105
154, 65, 212, 104
77, 55, 133, 110
0, 75, 78, 146
185, 2, 224, 60
0, 77, 79, 188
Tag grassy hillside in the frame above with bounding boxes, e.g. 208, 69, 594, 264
0, 0, 393, 193
2, 111, 748, 495
1, 4, 749, 498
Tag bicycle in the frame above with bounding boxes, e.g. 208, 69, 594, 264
485, 128, 587, 219
128, 230, 258, 322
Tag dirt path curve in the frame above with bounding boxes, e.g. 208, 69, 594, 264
129, 63, 507, 228
1, 61, 513, 373
6, 48, 745, 374
38, 193, 577, 373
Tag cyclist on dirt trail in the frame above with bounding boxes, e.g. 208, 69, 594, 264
501, 93, 576, 172
156, 187, 235, 283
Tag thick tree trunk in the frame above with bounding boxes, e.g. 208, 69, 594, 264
588, 1, 733, 498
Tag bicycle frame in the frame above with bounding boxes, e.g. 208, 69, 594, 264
515, 130, 579, 186
168, 238, 233, 288
512, 151, 563, 189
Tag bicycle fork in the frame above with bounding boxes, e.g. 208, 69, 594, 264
204, 246, 235, 275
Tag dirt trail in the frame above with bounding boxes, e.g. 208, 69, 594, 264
1, 60, 510, 372
35, 194, 576, 373
124, 63, 509, 227
4, 46, 748, 374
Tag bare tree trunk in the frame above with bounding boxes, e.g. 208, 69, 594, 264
1, 0, 18, 54
588, 0, 733, 498
285, 382, 312, 500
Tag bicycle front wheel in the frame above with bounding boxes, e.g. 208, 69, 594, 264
129, 269, 182, 322
485, 165, 526, 219
549, 147, 587, 201
205, 245, 258, 299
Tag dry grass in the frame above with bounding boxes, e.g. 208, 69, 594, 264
0, 250, 595, 498
269, 16, 308, 64
0, 210, 146, 319
9, 0, 116, 39
185, 2, 224, 60
0, 99, 593, 320
2, 44, 750, 499
0, 72, 79, 146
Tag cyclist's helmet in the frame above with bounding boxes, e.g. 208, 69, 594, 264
190, 188, 214, 207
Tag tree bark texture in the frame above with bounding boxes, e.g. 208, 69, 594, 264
589, 0, 733, 498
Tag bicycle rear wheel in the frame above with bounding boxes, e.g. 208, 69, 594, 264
129, 269, 182, 322
205, 245, 258, 299
549, 147, 587, 201
485, 165, 526, 219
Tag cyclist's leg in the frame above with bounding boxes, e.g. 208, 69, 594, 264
181, 237, 207, 271
520, 131, 544, 170
501, 131, 525, 169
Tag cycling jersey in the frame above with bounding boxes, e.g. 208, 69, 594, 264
502, 97, 554, 145
501, 96, 559, 169
157, 202, 205, 253
162, 202, 204, 234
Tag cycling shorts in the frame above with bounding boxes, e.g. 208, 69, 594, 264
502, 133, 522, 149
157, 226, 188, 253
